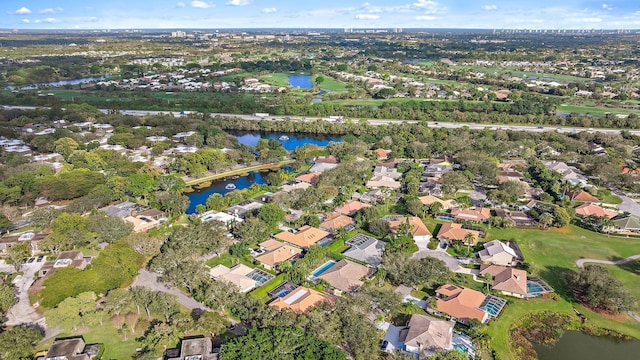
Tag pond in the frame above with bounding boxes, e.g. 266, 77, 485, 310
184, 171, 268, 214
288, 75, 313, 89
229, 130, 342, 151
7, 76, 109, 90
534, 331, 640, 360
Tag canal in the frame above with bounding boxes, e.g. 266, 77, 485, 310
534, 330, 640, 360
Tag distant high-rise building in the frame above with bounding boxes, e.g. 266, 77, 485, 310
393, 28, 403, 33
344, 28, 353, 33
171, 30, 187, 38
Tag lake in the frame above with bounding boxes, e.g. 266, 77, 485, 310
7, 76, 109, 90
535, 331, 640, 360
185, 171, 268, 214
288, 75, 313, 89
230, 130, 342, 151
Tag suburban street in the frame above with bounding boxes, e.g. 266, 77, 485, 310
130, 269, 212, 312
2, 105, 639, 136
5, 260, 45, 326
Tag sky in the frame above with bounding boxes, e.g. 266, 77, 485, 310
2, 1, 640, 30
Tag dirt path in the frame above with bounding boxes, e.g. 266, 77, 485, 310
575, 254, 640, 268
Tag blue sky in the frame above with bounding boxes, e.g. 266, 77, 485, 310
2, 1, 640, 29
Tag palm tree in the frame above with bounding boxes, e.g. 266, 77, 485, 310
463, 232, 475, 255
539, 212, 554, 229
600, 216, 615, 237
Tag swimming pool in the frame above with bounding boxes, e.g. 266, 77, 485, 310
454, 345, 468, 353
311, 260, 336, 278
527, 281, 544, 293
483, 303, 502, 317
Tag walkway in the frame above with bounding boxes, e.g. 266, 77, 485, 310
575, 254, 640, 268
413, 248, 460, 271
130, 269, 211, 312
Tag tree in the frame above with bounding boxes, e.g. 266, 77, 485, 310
0, 327, 43, 360
572, 265, 636, 314
440, 171, 471, 194
45, 292, 99, 331
0, 282, 17, 315
154, 191, 189, 215
88, 214, 133, 243
406, 198, 425, 217
383, 253, 450, 288
553, 207, 572, 228
103, 288, 133, 317
231, 217, 271, 243
126, 173, 157, 200
54, 137, 79, 161
539, 212, 554, 229
7, 241, 31, 271
315, 75, 325, 86
367, 218, 391, 237
428, 201, 444, 216
257, 204, 286, 229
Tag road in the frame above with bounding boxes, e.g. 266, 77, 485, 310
130, 269, 212, 312
413, 247, 461, 272
575, 254, 640, 269
5, 260, 45, 326
2, 105, 639, 136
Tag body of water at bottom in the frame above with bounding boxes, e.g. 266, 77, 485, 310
534, 330, 640, 360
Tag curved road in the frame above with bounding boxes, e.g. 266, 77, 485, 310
130, 269, 211, 312
575, 254, 640, 268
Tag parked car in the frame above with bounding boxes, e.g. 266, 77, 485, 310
27, 257, 35, 263
36, 255, 44, 262
380, 340, 389, 350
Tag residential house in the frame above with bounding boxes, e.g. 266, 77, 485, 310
255, 239, 302, 270
450, 207, 491, 222
436, 223, 480, 245
477, 240, 520, 267
166, 337, 218, 360
334, 200, 371, 216
566, 190, 600, 203
497, 170, 526, 184
317, 259, 371, 293
493, 209, 537, 227
200, 211, 243, 226
356, 189, 386, 204
419, 195, 456, 209
373, 165, 402, 179
226, 200, 263, 218
479, 264, 528, 298
374, 148, 391, 159
343, 234, 386, 267
308, 162, 338, 173
366, 174, 402, 189
399, 314, 454, 357
385, 216, 432, 249
314, 155, 339, 164
209, 264, 274, 293
609, 214, 640, 233
0, 231, 46, 256
124, 213, 161, 232
418, 180, 443, 196
274, 225, 331, 249
39, 251, 91, 278
423, 163, 453, 178
295, 172, 321, 184
45, 337, 101, 360
543, 161, 588, 187
574, 203, 618, 218
430, 284, 490, 324
319, 213, 356, 233
100, 201, 145, 218
281, 182, 313, 192
270, 286, 333, 313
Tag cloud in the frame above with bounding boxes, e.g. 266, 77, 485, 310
40, 8, 63, 14
415, 15, 436, 20
227, 0, 251, 5
262, 8, 277, 14
34, 18, 59, 24
355, 14, 379, 20
13, 7, 32, 15
602, 4, 613, 10
21, 19, 30, 23
177, 2, 186, 8
482, 5, 497, 11
581, 17, 602, 22
191, 1, 214, 9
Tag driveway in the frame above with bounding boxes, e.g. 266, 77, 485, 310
382, 324, 405, 353
130, 269, 211, 312
616, 195, 640, 217
5, 261, 45, 326
413, 248, 460, 272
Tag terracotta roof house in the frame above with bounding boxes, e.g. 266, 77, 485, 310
386, 216, 432, 249
270, 286, 333, 313
319, 213, 356, 233
450, 207, 491, 222
274, 225, 330, 249
431, 284, 490, 324
314, 155, 339, 164
436, 223, 480, 245
480, 264, 528, 298
497, 170, 525, 184
166, 337, 218, 360
477, 240, 520, 267
374, 148, 391, 159
574, 203, 618, 219
567, 190, 600, 203
317, 259, 370, 293
334, 200, 371, 216
399, 314, 454, 357
45, 337, 101, 360
419, 195, 456, 209
343, 234, 386, 267
209, 264, 263, 293
493, 209, 537, 227
295, 172, 321, 184
255, 239, 302, 270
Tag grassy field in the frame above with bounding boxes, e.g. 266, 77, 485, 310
260, 73, 293, 88
315, 75, 348, 92
558, 103, 640, 116
249, 273, 287, 302
206, 253, 256, 269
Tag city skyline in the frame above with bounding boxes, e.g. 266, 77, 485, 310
2, 1, 640, 30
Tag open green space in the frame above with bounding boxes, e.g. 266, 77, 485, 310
315, 75, 348, 92
249, 273, 287, 302
558, 103, 640, 116
260, 72, 293, 88
206, 253, 256, 269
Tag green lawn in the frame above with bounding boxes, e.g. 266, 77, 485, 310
249, 273, 287, 302
558, 103, 640, 116
260, 73, 296, 88
315, 75, 348, 92
479, 224, 640, 359
602, 194, 623, 204
206, 253, 255, 269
